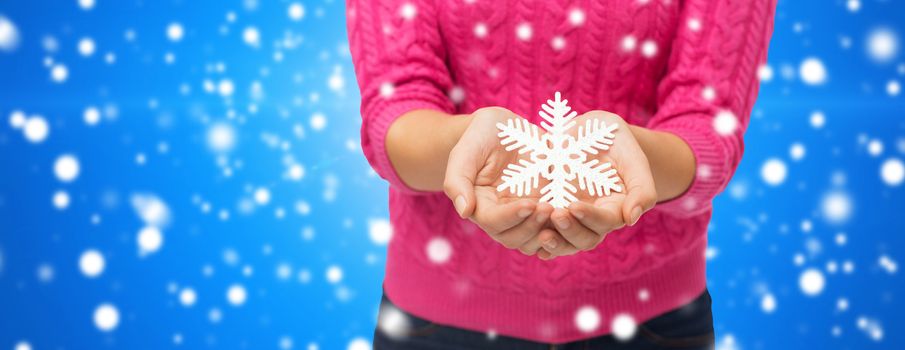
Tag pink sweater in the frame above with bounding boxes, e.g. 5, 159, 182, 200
348, 0, 775, 343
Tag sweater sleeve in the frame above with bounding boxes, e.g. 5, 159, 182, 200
645, 0, 776, 217
347, 0, 455, 194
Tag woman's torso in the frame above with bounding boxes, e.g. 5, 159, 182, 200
387, 0, 703, 296
437, 0, 681, 125
379, 0, 712, 342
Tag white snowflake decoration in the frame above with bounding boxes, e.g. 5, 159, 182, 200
496, 92, 622, 208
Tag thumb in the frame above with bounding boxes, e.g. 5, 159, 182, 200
619, 156, 657, 226
444, 145, 480, 218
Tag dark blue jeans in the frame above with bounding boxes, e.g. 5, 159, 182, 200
374, 290, 714, 350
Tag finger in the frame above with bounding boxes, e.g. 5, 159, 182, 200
537, 249, 553, 260
569, 199, 625, 235
443, 145, 481, 218
622, 176, 657, 226
550, 208, 602, 251
618, 151, 657, 226
501, 203, 553, 254
536, 228, 580, 258
472, 195, 536, 235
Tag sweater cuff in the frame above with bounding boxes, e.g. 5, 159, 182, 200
648, 118, 730, 217
364, 98, 449, 195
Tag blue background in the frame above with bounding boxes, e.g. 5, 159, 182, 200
0, 0, 903, 349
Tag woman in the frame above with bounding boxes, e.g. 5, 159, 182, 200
347, 0, 775, 348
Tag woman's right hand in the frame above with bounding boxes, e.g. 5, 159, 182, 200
444, 107, 555, 256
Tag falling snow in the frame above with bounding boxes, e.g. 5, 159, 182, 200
179, 288, 197, 307
799, 57, 828, 85
574, 305, 601, 333
94, 303, 120, 332
515, 22, 532, 41
137, 226, 164, 256
79, 249, 105, 278
821, 191, 853, 224
425, 236, 452, 264
0, 15, 21, 51
621, 35, 637, 52
52, 190, 70, 210
167, 23, 184, 42
368, 218, 392, 245
377, 304, 411, 339
761, 293, 777, 313
713, 110, 739, 136
288, 3, 305, 21
610, 313, 637, 341
640, 39, 658, 58
800, 268, 826, 296
78, 37, 96, 57
760, 158, 787, 186
83, 106, 101, 125
227, 284, 248, 306
810, 111, 826, 129
54, 154, 80, 182
866, 28, 897, 62
326, 265, 343, 284
207, 122, 237, 152
23, 115, 50, 143
881, 158, 904, 186
78, 0, 95, 10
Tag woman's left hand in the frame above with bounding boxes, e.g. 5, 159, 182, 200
536, 111, 658, 260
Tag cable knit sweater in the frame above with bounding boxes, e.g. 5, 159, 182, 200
347, 0, 775, 343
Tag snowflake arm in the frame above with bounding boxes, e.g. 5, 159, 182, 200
573, 159, 623, 196
496, 158, 545, 196
496, 118, 543, 154
572, 118, 618, 155
538, 92, 577, 135
496, 117, 549, 196
540, 176, 578, 209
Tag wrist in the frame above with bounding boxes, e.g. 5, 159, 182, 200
385, 110, 471, 192
627, 125, 655, 156
628, 125, 696, 202
445, 113, 473, 149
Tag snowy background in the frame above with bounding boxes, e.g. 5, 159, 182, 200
0, 0, 903, 349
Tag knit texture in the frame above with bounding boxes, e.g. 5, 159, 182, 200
348, 0, 775, 343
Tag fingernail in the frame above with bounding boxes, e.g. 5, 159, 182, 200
572, 209, 584, 219
543, 239, 558, 250
555, 218, 570, 230
454, 196, 467, 217
518, 208, 532, 218
535, 210, 550, 223
630, 206, 643, 226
